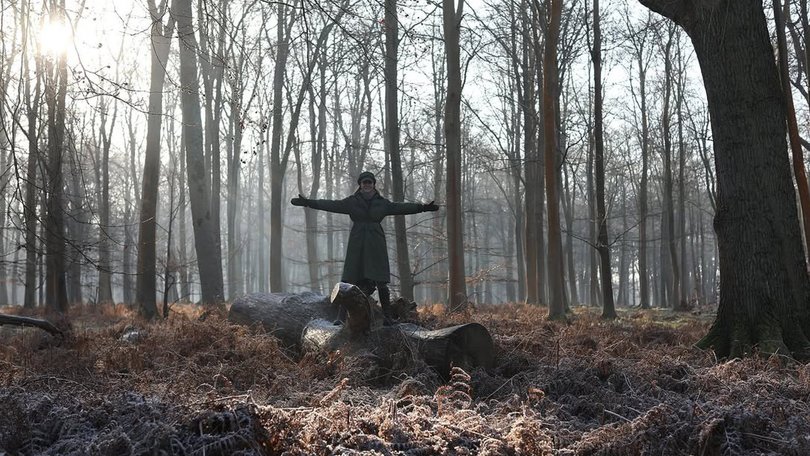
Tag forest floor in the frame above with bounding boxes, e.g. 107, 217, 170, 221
1, 301, 809, 455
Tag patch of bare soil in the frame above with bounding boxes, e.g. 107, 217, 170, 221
1, 303, 809, 455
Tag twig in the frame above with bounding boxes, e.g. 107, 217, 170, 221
603, 409, 631, 422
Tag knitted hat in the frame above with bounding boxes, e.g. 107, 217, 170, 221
357, 171, 376, 184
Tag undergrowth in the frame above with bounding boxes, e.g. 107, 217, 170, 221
0, 303, 808, 455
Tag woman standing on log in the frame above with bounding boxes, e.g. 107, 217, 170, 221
291, 171, 438, 322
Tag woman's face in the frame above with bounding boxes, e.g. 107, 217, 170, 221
360, 179, 375, 193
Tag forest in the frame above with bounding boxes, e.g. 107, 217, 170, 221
2, 0, 810, 454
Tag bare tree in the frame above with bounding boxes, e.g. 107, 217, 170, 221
174, 0, 224, 307
136, 0, 175, 318
641, 0, 810, 359
43, 0, 69, 312
386, 0, 416, 301
443, 0, 467, 311
95, 97, 116, 305
591, 0, 616, 318
20, 0, 43, 309
268, 1, 297, 292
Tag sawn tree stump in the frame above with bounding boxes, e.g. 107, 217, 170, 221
229, 283, 495, 379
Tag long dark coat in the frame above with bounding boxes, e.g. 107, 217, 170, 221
307, 190, 423, 284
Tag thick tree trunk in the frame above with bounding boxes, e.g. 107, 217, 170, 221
640, 0, 810, 358
522, 0, 539, 306
43, 1, 69, 313
137, 0, 174, 318
175, 0, 224, 307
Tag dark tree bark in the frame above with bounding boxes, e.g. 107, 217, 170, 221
522, 0, 540, 306
137, 0, 174, 319
544, 0, 565, 320
660, 24, 681, 310
640, 0, 810, 358
174, 0, 225, 307
43, 0, 69, 313
268, 2, 297, 292
22, 9, 42, 309
592, 0, 616, 319
386, 0, 415, 301
443, 0, 467, 311
198, 0, 227, 286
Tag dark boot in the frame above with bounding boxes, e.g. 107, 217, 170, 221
378, 283, 395, 325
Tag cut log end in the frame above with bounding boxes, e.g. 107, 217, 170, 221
330, 282, 373, 336
398, 323, 495, 378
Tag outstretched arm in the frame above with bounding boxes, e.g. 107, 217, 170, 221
386, 200, 439, 216
291, 194, 351, 214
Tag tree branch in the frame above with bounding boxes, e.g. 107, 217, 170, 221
637, 0, 691, 24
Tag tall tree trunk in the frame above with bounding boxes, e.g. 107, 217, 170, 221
257, 115, 268, 292
226, 90, 241, 299
67, 149, 84, 305
97, 99, 116, 305
432, 46, 446, 303
443, 0, 467, 311
268, 3, 296, 292
641, 0, 810, 358
22, 25, 42, 309
136, 0, 174, 319
174, 0, 224, 306
563, 165, 579, 305
638, 44, 651, 310
43, 0, 69, 313
592, 0, 616, 319
586, 121, 600, 307
198, 0, 227, 289
676, 39, 689, 308
123, 114, 140, 305
544, 0, 565, 319
386, 0, 414, 301
774, 0, 810, 259
661, 25, 681, 309
176, 121, 190, 301
522, 0, 539, 306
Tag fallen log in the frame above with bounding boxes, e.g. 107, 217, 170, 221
0, 314, 64, 337
229, 283, 495, 379
301, 319, 494, 378
228, 291, 335, 348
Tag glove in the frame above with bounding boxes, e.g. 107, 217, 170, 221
290, 194, 309, 207
422, 201, 439, 212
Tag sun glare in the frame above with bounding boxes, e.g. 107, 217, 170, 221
39, 19, 73, 57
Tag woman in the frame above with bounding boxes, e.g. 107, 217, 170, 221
291, 171, 438, 321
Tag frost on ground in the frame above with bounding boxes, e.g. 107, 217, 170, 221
1, 303, 809, 455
